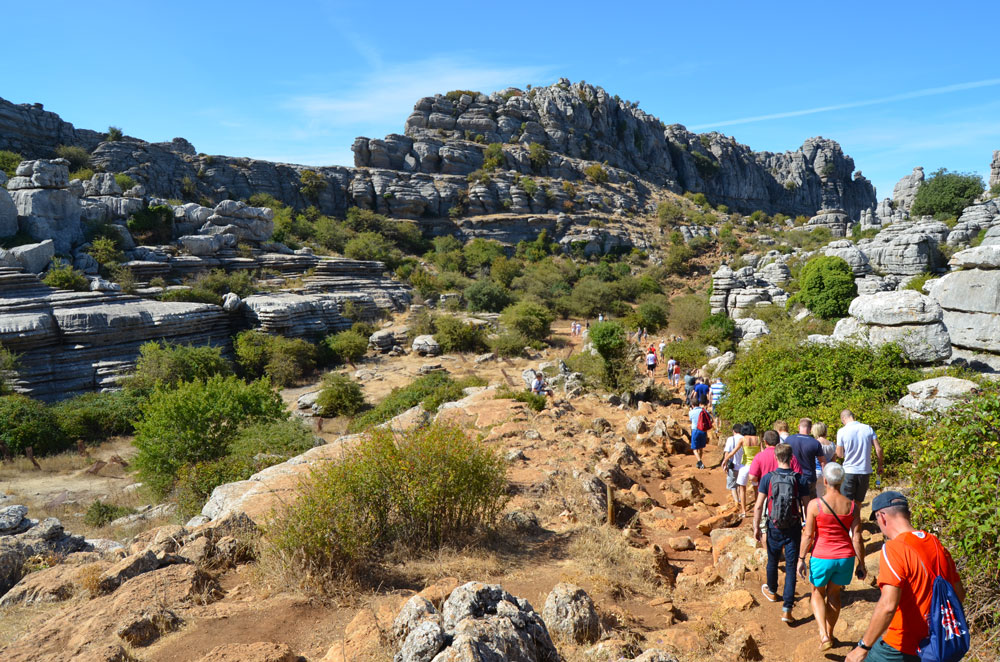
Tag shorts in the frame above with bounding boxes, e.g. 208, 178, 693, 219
809, 556, 855, 587
736, 464, 751, 487
691, 428, 708, 450
842, 473, 871, 502
726, 468, 740, 490
805, 480, 818, 499
865, 638, 920, 662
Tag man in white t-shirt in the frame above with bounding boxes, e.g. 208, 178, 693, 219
719, 423, 745, 514
835, 409, 883, 506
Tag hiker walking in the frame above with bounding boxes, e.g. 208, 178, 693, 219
645, 347, 657, 378
798, 462, 867, 651
747, 430, 802, 514
846, 492, 968, 662
688, 396, 712, 469
683, 369, 697, 402
720, 423, 746, 516
785, 417, 827, 502
754, 443, 811, 624
836, 409, 884, 506
709, 377, 726, 420
813, 422, 837, 498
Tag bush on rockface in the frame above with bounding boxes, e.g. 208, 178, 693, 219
127, 204, 172, 244
269, 422, 507, 576
697, 313, 736, 352
910, 168, 985, 219
0, 394, 68, 456
315, 373, 367, 418
913, 384, 1000, 640
83, 500, 136, 528
54, 145, 90, 171
125, 341, 231, 392
790, 255, 856, 320
42, 258, 89, 291
0, 150, 22, 178
132, 375, 286, 497
234, 330, 316, 386
489, 331, 532, 358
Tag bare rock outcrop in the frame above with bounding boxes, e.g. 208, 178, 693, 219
892, 166, 924, 213
830, 290, 951, 363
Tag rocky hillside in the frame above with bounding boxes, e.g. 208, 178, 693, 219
1, 80, 876, 222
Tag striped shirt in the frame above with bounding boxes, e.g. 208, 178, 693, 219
710, 381, 726, 405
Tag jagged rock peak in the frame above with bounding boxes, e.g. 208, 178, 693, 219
357, 78, 877, 219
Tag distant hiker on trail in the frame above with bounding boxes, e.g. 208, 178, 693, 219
693, 378, 710, 405
709, 377, 726, 419
836, 409, 883, 507
666, 356, 677, 385
672, 361, 681, 388
735, 422, 762, 516
689, 396, 713, 469
755, 442, 811, 624
785, 417, 826, 502
598, 313, 604, 322
720, 423, 746, 515
658, 339, 666, 358
813, 422, 837, 497
798, 462, 867, 652
683, 370, 697, 401
846, 492, 967, 662
645, 348, 657, 377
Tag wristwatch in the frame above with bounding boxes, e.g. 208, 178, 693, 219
857, 638, 872, 651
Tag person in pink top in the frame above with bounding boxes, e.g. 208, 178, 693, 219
747, 430, 802, 487
797, 462, 867, 651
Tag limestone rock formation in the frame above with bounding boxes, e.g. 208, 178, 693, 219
824, 240, 871, 276
807, 209, 850, 237
542, 583, 600, 644
0, 185, 17, 238
857, 220, 949, 276
927, 245, 1000, 370
897, 376, 979, 417
0, 97, 105, 158
1, 507, 89, 595
892, 166, 924, 213
6, 159, 82, 253
831, 290, 951, 363
0, 268, 230, 400
709, 260, 790, 319
991, 150, 1000, 192
946, 200, 1000, 246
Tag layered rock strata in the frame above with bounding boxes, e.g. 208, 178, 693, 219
928, 245, 1000, 371
829, 290, 951, 363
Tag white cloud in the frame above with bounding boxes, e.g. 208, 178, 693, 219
284, 57, 554, 132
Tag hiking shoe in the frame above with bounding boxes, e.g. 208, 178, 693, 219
761, 584, 778, 602
696, 461, 705, 469
781, 609, 793, 624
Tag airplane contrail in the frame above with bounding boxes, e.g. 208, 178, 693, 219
689, 78, 1000, 130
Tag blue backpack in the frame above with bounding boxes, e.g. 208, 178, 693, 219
917, 539, 970, 662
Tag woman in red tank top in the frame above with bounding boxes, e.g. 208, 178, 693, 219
798, 462, 867, 650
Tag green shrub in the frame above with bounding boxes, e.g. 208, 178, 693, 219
489, 331, 530, 358
0, 395, 68, 456
495, 385, 546, 412
913, 384, 1000, 632
233, 330, 316, 386
715, 335, 919, 473
176, 418, 318, 516
159, 288, 223, 305
0, 150, 22, 177
420, 375, 487, 412
127, 204, 172, 244
463, 238, 506, 273
106, 126, 123, 141
692, 151, 719, 178
433, 316, 487, 353
114, 173, 136, 191
344, 232, 401, 269
791, 255, 857, 320
126, 341, 231, 392
83, 500, 135, 528
70, 167, 94, 181
911, 168, 985, 218
0, 344, 17, 395
584, 163, 609, 184
87, 236, 123, 267
697, 312, 736, 351
663, 243, 695, 275
42, 258, 89, 291
589, 321, 633, 390
519, 176, 539, 197
464, 279, 513, 313
299, 170, 326, 201
657, 201, 685, 225
133, 375, 286, 497
904, 272, 934, 293
347, 372, 469, 432
499, 300, 554, 340
323, 330, 368, 365
268, 423, 507, 575
663, 338, 708, 371
528, 142, 550, 172
315, 373, 366, 417
54, 145, 90, 170
53, 390, 144, 442
628, 299, 669, 333
445, 90, 480, 101
669, 294, 709, 337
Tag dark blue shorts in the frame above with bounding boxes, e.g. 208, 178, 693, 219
691, 428, 708, 450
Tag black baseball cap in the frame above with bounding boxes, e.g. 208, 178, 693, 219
870, 491, 909, 521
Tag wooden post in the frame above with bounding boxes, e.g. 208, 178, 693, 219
606, 482, 614, 526
0, 440, 11, 463
77, 440, 87, 456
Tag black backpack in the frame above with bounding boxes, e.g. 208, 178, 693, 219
767, 472, 800, 529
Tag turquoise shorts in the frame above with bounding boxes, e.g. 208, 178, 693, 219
810, 556, 854, 587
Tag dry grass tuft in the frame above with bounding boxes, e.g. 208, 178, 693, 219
565, 524, 662, 600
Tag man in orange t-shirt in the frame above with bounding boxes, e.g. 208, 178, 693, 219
846, 491, 965, 662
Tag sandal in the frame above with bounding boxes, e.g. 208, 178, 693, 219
820, 637, 833, 651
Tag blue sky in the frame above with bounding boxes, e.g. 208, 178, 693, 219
4, 0, 999, 198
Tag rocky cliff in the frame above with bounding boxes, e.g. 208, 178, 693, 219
2, 80, 877, 222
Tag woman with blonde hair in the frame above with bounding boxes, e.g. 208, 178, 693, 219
797, 462, 866, 650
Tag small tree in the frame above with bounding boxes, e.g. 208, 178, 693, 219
42, 259, 89, 291
0, 150, 22, 177
316, 373, 366, 417
464, 279, 513, 313
528, 142, 550, 172
106, 126, 123, 141
588, 321, 632, 390
299, 169, 327, 201
584, 163, 609, 184
500, 300, 554, 341
792, 255, 857, 320
54, 145, 90, 170
910, 168, 985, 218
87, 236, 123, 268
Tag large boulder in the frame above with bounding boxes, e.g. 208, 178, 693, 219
848, 290, 943, 326
541, 583, 599, 643
898, 376, 979, 416
411, 335, 441, 357
0, 188, 17, 238
0, 239, 55, 273
927, 246, 1000, 369
832, 291, 951, 363
824, 240, 871, 276
892, 166, 924, 213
